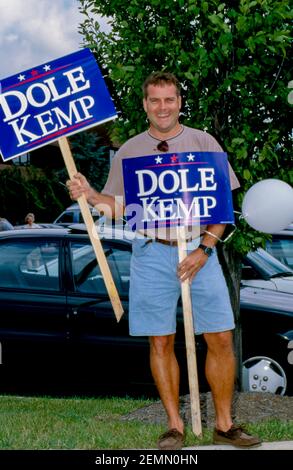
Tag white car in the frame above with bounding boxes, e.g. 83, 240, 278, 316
265, 224, 293, 270
53, 203, 103, 226
241, 248, 293, 294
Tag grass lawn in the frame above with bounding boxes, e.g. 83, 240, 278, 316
0, 394, 292, 449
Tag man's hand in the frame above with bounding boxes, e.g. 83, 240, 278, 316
66, 173, 92, 201
177, 248, 209, 283
66, 174, 119, 218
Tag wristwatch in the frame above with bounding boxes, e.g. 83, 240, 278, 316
198, 244, 213, 257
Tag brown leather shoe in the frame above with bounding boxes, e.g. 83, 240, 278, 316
157, 428, 184, 450
213, 425, 262, 448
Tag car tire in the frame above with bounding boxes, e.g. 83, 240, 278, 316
242, 356, 287, 395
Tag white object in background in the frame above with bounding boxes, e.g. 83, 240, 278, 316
242, 179, 293, 233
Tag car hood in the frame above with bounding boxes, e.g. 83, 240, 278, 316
241, 276, 293, 295
240, 287, 293, 314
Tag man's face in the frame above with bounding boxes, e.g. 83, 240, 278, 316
143, 83, 181, 135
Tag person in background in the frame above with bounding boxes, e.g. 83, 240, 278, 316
24, 213, 41, 228
0, 217, 13, 231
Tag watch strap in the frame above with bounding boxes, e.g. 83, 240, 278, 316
198, 243, 213, 257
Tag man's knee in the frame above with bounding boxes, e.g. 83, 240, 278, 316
204, 330, 234, 355
149, 334, 175, 356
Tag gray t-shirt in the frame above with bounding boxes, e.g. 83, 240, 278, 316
102, 125, 240, 239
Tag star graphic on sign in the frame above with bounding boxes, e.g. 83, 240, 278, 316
43, 65, 51, 72
187, 153, 195, 161
170, 154, 179, 163
17, 74, 26, 81
30, 69, 39, 76
155, 156, 163, 164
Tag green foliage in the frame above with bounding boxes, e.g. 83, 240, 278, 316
0, 166, 68, 224
79, 0, 293, 254
0, 133, 110, 224
69, 132, 110, 192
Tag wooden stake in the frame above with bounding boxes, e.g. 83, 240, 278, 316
177, 225, 202, 437
58, 136, 124, 322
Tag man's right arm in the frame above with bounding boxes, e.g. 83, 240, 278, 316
66, 173, 124, 219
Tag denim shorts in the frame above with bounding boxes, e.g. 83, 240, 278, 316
129, 238, 235, 336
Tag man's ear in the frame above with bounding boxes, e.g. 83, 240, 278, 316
143, 98, 147, 113
178, 96, 182, 110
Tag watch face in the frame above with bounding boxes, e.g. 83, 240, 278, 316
199, 244, 213, 256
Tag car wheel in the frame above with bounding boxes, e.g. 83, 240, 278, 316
242, 356, 287, 395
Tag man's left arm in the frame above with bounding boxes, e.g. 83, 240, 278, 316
177, 224, 226, 283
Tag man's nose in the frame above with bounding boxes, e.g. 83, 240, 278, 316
158, 100, 167, 110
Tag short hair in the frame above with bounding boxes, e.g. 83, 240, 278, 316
142, 72, 181, 99
25, 213, 35, 222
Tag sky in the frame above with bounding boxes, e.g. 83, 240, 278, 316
0, 0, 107, 79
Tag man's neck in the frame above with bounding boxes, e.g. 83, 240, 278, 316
148, 123, 183, 140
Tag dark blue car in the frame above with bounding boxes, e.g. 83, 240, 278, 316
0, 227, 291, 396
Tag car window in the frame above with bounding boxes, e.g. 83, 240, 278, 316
77, 211, 100, 224
55, 210, 100, 224
245, 247, 293, 279
70, 241, 131, 296
266, 238, 293, 270
55, 211, 75, 223
0, 240, 60, 290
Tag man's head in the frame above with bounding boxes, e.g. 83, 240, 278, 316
142, 72, 182, 138
142, 72, 181, 99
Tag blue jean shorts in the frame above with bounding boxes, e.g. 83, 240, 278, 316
129, 238, 235, 336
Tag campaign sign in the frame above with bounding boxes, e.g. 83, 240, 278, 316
122, 152, 234, 229
0, 48, 117, 161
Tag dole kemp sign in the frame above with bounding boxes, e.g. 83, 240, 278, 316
0, 48, 117, 161
122, 152, 235, 228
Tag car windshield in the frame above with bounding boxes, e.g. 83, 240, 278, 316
245, 248, 293, 279
266, 237, 293, 270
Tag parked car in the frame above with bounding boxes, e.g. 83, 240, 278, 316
14, 223, 64, 230
0, 227, 291, 397
240, 287, 292, 396
265, 225, 293, 270
242, 247, 293, 294
53, 203, 127, 233
240, 238, 293, 396
53, 203, 103, 227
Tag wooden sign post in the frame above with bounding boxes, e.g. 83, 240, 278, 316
176, 225, 202, 437
59, 136, 124, 322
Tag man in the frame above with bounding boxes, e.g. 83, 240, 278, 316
67, 72, 261, 450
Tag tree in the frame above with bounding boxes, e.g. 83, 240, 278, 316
56, 132, 110, 192
79, 0, 292, 253
78, 0, 293, 386
0, 133, 110, 225
0, 165, 68, 224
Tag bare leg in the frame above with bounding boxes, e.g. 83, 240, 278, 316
203, 330, 235, 431
149, 334, 184, 433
